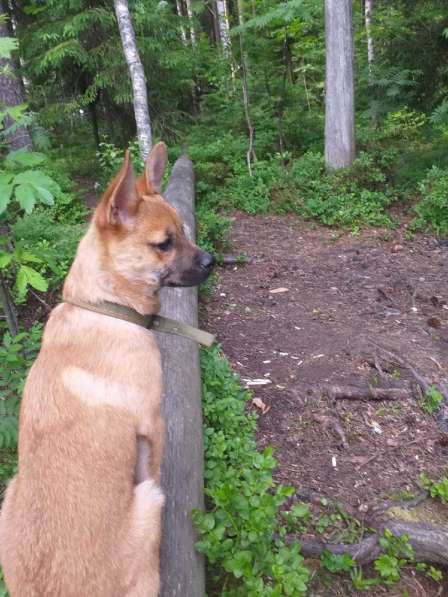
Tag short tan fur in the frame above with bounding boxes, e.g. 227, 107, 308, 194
0, 143, 214, 597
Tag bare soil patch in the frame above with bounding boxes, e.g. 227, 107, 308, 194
201, 212, 448, 594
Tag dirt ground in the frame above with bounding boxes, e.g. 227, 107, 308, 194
201, 212, 448, 595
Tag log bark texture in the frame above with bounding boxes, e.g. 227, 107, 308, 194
113, 0, 152, 160
324, 0, 355, 169
0, 0, 32, 151
156, 156, 205, 597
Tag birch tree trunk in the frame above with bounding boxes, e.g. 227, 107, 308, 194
236, 0, 256, 175
216, 0, 231, 55
113, 0, 152, 160
175, 0, 188, 45
185, 0, 196, 47
324, 0, 355, 169
365, 0, 374, 73
0, 0, 32, 151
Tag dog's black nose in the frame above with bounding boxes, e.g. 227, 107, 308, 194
199, 251, 215, 270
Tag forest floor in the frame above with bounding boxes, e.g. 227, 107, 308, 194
201, 212, 448, 596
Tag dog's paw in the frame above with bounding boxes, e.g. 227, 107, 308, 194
136, 479, 165, 508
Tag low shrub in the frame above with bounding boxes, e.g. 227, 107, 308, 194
210, 150, 398, 228
11, 209, 85, 287
0, 324, 42, 453
194, 347, 310, 596
411, 166, 448, 235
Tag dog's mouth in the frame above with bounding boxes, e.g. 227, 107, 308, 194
161, 250, 215, 288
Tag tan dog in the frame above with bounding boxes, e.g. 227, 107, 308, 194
0, 143, 214, 597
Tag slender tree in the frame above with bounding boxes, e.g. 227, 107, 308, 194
113, 0, 152, 159
0, 0, 32, 151
324, 0, 355, 169
175, 0, 188, 45
185, 0, 197, 47
236, 0, 256, 175
216, 0, 231, 55
365, 0, 374, 73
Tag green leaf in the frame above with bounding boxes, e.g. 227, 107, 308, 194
0, 252, 13, 269
16, 265, 48, 296
374, 554, 401, 582
321, 550, 355, 573
6, 103, 28, 123
0, 173, 14, 186
15, 183, 36, 214
5, 149, 46, 168
291, 502, 311, 520
35, 185, 54, 206
16, 266, 28, 298
15, 249, 42, 264
14, 170, 60, 195
0, 182, 13, 213
0, 36, 18, 58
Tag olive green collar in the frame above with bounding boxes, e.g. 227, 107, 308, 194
63, 299, 215, 347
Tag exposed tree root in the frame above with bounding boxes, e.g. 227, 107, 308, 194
300, 534, 381, 566
296, 489, 448, 567
368, 342, 448, 432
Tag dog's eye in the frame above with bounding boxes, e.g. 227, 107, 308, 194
153, 237, 173, 252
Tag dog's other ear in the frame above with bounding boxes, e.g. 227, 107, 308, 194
137, 141, 168, 195
96, 150, 140, 228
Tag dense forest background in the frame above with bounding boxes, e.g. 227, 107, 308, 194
1, 1, 448, 595
2, 0, 448, 236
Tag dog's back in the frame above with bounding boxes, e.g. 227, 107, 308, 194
0, 143, 213, 596
0, 305, 164, 596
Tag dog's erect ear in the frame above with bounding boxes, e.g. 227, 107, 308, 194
96, 150, 140, 228
138, 142, 168, 195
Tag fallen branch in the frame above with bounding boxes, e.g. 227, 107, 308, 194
321, 384, 409, 401
220, 254, 252, 266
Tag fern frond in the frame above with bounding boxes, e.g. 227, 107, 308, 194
232, 0, 311, 34
0, 398, 19, 451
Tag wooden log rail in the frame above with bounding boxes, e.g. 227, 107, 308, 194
156, 155, 205, 597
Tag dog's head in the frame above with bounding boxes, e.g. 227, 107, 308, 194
94, 143, 215, 292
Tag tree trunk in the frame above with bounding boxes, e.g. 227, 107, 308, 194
113, 0, 152, 160
365, 0, 374, 73
236, 0, 256, 175
324, 0, 355, 169
0, 0, 32, 151
185, 0, 196, 47
216, 0, 231, 55
210, 1, 221, 46
175, 0, 188, 45
157, 155, 205, 597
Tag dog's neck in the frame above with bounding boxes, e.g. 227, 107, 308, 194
62, 226, 160, 316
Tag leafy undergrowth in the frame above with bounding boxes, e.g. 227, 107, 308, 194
0, 325, 42, 455
194, 346, 310, 596
195, 347, 446, 595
